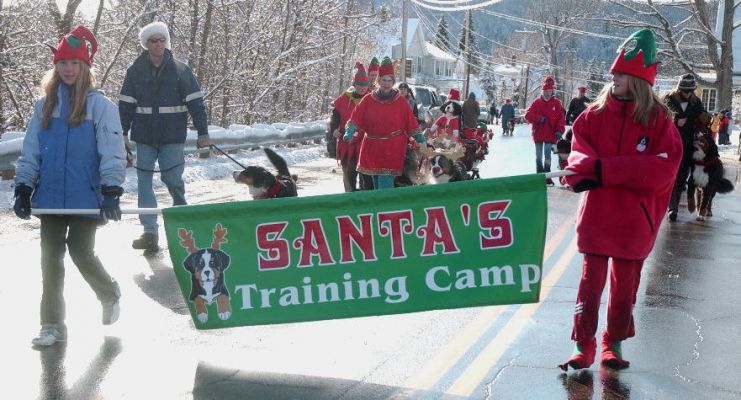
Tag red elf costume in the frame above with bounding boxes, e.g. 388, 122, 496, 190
559, 29, 682, 371
344, 57, 422, 189
434, 88, 462, 136
331, 62, 369, 192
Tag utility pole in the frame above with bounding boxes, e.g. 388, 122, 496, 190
463, 9, 471, 96
401, 0, 408, 82
522, 64, 530, 107
338, 0, 355, 94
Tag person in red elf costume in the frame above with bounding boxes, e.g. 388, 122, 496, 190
525, 76, 565, 185
344, 57, 424, 189
368, 56, 380, 88
433, 88, 463, 137
559, 29, 682, 371
329, 62, 370, 192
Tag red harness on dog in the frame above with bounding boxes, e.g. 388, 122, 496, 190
694, 157, 719, 168
256, 181, 285, 199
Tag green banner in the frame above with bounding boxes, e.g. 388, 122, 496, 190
163, 174, 547, 329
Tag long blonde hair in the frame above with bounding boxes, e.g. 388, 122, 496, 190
592, 75, 669, 128
40, 61, 96, 129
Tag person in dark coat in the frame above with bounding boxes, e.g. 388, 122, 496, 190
566, 85, 591, 125
500, 98, 515, 135
119, 21, 211, 251
663, 73, 711, 222
489, 102, 499, 124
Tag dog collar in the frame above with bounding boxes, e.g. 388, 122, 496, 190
258, 180, 285, 199
694, 157, 719, 167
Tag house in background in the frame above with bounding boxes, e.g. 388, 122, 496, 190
391, 18, 464, 96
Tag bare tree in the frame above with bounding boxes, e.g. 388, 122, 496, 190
526, 0, 600, 84
608, 0, 737, 110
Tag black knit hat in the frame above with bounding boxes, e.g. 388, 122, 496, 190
677, 74, 696, 91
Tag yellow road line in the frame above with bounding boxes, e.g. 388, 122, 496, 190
446, 237, 579, 397
403, 219, 574, 391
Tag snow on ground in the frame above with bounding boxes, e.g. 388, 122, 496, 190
0, 120, 329, 211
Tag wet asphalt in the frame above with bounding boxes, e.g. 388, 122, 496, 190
2, 125, 740, 399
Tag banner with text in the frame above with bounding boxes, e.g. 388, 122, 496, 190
163, 174, 547, 329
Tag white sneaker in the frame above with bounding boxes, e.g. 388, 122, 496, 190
102, 300, 120, 325
31, 325, 66, 347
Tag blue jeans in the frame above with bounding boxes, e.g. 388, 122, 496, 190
136, 143, 187, 234
535, 141, 554, 173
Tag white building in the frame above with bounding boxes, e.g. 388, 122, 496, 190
391, 19, 463, 96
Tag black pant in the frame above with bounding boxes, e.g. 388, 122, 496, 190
39, 216, 120, 326
669, 158, 695, 211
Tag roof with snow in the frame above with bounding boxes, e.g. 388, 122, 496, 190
424, 42, 457, 61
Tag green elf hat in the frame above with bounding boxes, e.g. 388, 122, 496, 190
368, 56, 380, 74
609, 28, 660, 86
353, 61, 369, 86
378, 56, 394, 77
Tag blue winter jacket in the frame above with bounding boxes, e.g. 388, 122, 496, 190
500, 103, 515, 122
119, 49, 208, 145
15, 85, 126, 218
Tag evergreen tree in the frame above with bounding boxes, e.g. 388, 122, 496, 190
458, 12, 476, 56
458, 12, 478, 73
435, 16, 451, 51
587, 58, 605, 96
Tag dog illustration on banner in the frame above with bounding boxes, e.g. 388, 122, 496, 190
178, 224, 232, 323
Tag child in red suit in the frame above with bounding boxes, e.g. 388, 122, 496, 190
559, 29, 682, 371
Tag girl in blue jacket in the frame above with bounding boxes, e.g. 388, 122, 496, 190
13, 25, 126, 347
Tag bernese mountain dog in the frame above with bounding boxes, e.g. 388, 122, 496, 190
692, 133, 734, 221
233, 147, 298, 199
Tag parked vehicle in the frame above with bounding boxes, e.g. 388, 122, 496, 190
409, 84, 443, 127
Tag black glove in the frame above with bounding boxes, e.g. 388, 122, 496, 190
572, 159, 602, 193
101, 185, 123, 221
13, 184, 33, 220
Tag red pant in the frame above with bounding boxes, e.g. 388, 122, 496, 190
571, 254, 644, 343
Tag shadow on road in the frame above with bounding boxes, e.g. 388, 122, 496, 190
133, 249, 189, 315
38, 336, 122, 400
192, 361, 471, 400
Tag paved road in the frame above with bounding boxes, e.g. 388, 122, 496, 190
2, 124, 740, 399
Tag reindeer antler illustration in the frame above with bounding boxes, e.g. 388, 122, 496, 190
178, 229, 198, 254
211, 224, 228, 250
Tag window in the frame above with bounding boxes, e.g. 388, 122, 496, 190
435, 61, 442, 77
415, 57, 423, 73
701, 88, 717, 112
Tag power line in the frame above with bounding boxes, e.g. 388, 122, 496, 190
409, 0, 508, 12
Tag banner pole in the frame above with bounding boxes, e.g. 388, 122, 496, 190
32, 208, 163, 215
28, 172, 575, 216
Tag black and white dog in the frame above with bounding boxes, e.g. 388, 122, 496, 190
179, 225, 232, 323
692, 134, 734, 221
233, 147, 298, 199
429, 153, 470, 183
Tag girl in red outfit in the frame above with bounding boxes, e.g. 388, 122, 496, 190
559, 29, 682, 371
344, 57, 423, 189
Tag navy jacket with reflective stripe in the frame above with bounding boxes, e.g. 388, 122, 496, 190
119, 49, 208, 145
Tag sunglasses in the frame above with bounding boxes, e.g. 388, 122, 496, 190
147, 38, 166, 44
681, 89, 694, 93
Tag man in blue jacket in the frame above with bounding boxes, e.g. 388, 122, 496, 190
119, 21, 211, 252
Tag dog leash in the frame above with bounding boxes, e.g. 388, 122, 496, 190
210, 143, 249, 169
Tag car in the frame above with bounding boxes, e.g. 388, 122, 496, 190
409, 84, 443, 127
479, 109, 490, 124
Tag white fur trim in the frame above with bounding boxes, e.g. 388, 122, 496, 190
139, 21, 171, 50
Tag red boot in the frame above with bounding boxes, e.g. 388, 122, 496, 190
601, 333, 630, 369
558, 337, 596, 371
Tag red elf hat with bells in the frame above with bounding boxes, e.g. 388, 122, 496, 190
542, 76, 555, 90
378, 56, 394, 77
609, 28, 660, 86
48, 25, 98, 66
353, 61, 369, 86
